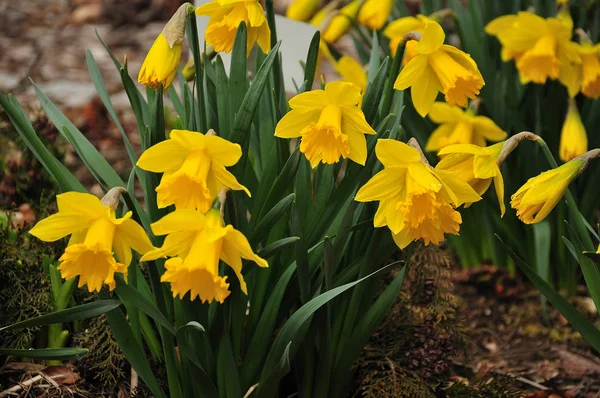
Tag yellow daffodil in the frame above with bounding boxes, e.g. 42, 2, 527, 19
578, 42, 600, 99
511, 158, 584, 224
196, 0, 271, 55
426, 102, 506, 151
141, 209, 267, 303
29, 190, 153, 293
357, 0, 393, 30
137, 129, 250, 212
383, 14, 431, 55
436, 142, 506, 216
274, 81, 376, 168
485, 12, 580, 86
394, 21, 485, 117
138, 3, 195, 90
559, 98, 588, 162
286, 0, 321, 21
322, 0, 361, 44
355, 139, 481, 249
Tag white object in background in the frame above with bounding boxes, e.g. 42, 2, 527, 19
194, 0, 318, 92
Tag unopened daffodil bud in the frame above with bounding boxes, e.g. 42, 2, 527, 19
559, 98, 588, 162
511, 148, 600, 224
321, 0, 362, 44
357, 0, 393, 30
286, 0, 322, 22
138, 3, 195, 90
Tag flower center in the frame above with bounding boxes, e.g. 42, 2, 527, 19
428, 49, 482, 107
299, 104, 349, 167
515, 35, 560, 83
156, 149, 214, 211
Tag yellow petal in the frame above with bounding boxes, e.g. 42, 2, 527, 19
341, 106, 376, 136
493, 173, 506, 217
275, 109, 321, 138
141, 231, 196, 261
410, 65, 441, 117
116, 219, 154, 255
137, 138, 188, 173
375, 139, 420, 167
256, 23, 271, 53
408, 164, 442, 192
220, 239, 247, 294
151, 210, 206, 236
211, 162, 251, 197
355, 168, 405, 202
436, 169, 482, 207
325, 81, 363, 107
224, 229, 268, 268
170, 129, 207, 149
204, 135, 243, 167
346, 128, 368, 166
428, 102, 464, 124
394, 54, 427, 91
438, 143, 488, 156
472, 116, 507, 142
56, 192, 105, 218
416, 21, 445, 55
335, 56, 367, 92
392, 229, 413, 250
29, 213, 91, 242
113, 234, 132, 268
289, 90, 329, 109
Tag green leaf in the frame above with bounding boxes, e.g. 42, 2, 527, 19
331, 264, 405, 395
32, 80, 125, 190
229, 41, 282, 145
303, 31, 321, 92
367, 30, 380, 86
102, 293, 166, 398
533, 221, 551, 319
256, 261, 396, 396
258, 237, 300, 259
114, 277, 175, 335
497, 235, 600, 354
86, 49, 137, 167
0, 348, 88, 360
251, 193, 295, 243
254, 343, 291, 398
229, 21, 249, 123
0, 300, 121, 332
0, 93, 84, 192
361, 57, 390, 125
217, 335, 242, 398
176, 322, 219, 397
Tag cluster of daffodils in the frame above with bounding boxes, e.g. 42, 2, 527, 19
486, 8, 597, 162
28, 0, 600, 300
32, 129, 267, 303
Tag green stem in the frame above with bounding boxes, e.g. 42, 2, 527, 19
187, 13, 206, 132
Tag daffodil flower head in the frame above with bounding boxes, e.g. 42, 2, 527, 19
355, 139, 480, 249
138, 3, 195, 90
436, 142, 506, 216
142, 209, 267, 303
578, 42, 600, 99
559, 99, 588, 162
196, 0, 271, 56
286, 0, 322, 22
321, 0, 362, 44
511, 158, 585, 224
137, 129, 250, 212
357, 0, 393, 30
485, 12, 581, 86
275, 81, 376, 168
29, 190, 154, 293
394, 21, 485, 117
383, 14, 431, 55
426, 102, 507, 151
